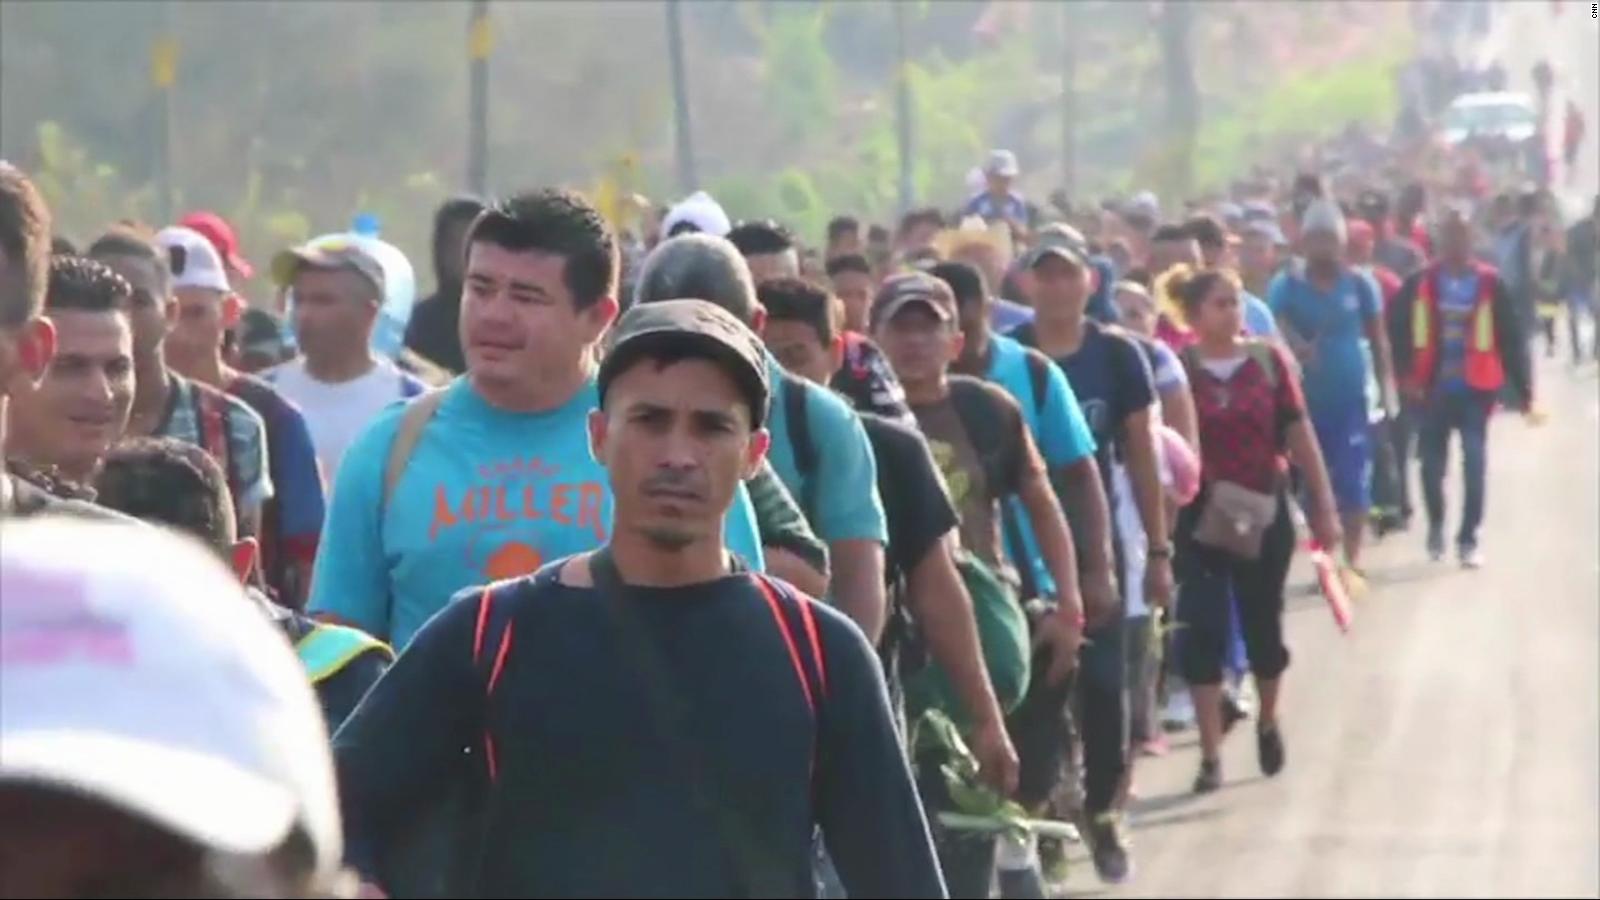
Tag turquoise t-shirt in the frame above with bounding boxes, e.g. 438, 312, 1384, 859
761, 351, 889, 545
308, 377, 765, 648
985, 332, 1097, 599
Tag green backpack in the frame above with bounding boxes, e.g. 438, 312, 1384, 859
902, 549, 1032, 732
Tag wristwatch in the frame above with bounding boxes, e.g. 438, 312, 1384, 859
1148, 543, 1174, 560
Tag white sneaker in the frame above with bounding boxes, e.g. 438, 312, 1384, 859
1459, 544, 1485, 569
1162, 691, 1196, 732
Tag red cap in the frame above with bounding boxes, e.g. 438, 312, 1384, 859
1346, 219, 1376, 251
178, 211, 254, 280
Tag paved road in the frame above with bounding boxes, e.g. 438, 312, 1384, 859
1054, 359, 1599, 898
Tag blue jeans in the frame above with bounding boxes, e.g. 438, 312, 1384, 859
1417, 388, 1492, 548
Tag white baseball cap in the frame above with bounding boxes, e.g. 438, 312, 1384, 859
984, 149, 1020, 178
155, 225, 232, 293
661, 191, 732, 238
0, 518, 341, 877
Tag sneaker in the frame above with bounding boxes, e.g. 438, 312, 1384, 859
1426, 527, 1445, 561
1162, 691, 1196, 733
1139, 734, 1170, 757
1080, 811, 1133, 885
1459, 543, 1484, 569
997, 865, 1049, 899
1258, 724, 1286, 776
1194, 757, 1222, 793
1221, 691, 1248, 735
1037, 835, 1070, 884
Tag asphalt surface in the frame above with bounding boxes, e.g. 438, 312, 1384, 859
1051, 357, 1599, 898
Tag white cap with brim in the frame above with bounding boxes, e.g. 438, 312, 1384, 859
984, 149, 1020, 178
0, 519, 341, 878
661, 191, 732, 238
154, 225, 232, 293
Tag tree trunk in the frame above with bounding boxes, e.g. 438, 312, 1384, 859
1158, 0, 1199, 200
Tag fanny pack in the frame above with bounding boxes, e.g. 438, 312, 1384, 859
1191, 480, 1279, 560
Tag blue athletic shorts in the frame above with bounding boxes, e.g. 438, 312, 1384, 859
1311, 408, 1372, 514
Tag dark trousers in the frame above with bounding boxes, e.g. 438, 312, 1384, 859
1418, 387, 1493, 548
1175, 491, 1295, 686
1073, 618, 1127, 814
1001, 617, 1126, 818
1393, 402, 1417, 520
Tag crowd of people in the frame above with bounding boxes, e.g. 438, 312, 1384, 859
0, 91, 1595, 898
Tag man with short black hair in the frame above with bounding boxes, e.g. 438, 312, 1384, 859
936, 260, 1114, 619
760, 277, 912, 425
826, 215, 864, 261
1012, 227, 1171, 884
635, 235, 889, 643
1148, 223, 1201, 278
1354, 189, 1424, 277
336, 299, 944, 897
898, 208, 946, 257
1185, 214, 1278, 338
0, 162, 64, 518
95, 436, 392, 732
311, 190, 766, 649
88, 227, 274, 537
405, 196, 485, 374
827, 253, 875, 333
7, 257, 135, 487
727, 220, 801, 283
266, 239, 428, 481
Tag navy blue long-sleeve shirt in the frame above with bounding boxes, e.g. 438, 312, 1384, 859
333, 561, 945, 898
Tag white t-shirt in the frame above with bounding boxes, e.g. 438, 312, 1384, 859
265, 357, 427, 486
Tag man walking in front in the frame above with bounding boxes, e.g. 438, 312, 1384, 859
335, 299, 944, 897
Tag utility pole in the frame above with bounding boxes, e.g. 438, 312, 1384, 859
894, 0, 915, 215
666, 0, 699, 193
1060, 3, 1078, 199
468, 0, 491, 196
151, 0, 178, 224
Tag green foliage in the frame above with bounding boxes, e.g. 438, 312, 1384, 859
1191, 30, 1412, 191
758, 7, 839, 145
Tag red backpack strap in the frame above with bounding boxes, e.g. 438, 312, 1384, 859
470, 585, 516, 783
196, 388, 234, 490
751, 575, 828, 716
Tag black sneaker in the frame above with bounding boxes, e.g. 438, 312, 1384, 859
1081, 812, 1133, 884
997, 865, 1049, 899
1194, 757, 1222, 793
1258, 724, 1286, 776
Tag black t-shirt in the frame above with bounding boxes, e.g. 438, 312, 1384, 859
859, 412, 959, 710
1013, 319, 1155, 482
335, 562, 943, 898
403, 290, 466, 375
